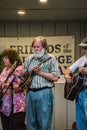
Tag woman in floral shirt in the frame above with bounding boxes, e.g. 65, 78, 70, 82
0, 48, 26, 130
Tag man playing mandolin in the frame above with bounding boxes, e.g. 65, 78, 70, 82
22, 36, 59, 130
64, 37, 87, 130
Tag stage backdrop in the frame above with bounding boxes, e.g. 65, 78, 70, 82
0, 36, 75, 83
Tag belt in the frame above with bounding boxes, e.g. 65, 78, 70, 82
29, 87, 52, 92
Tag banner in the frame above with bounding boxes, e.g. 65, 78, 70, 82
0, 36, 75, 83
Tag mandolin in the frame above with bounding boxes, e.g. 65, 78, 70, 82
19, 56, 52, 89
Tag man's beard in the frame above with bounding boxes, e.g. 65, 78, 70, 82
34, 49, 45, 59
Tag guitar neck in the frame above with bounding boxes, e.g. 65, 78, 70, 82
38, 56, 52, 66
5, 61, 18, 83
23, 56, 52, 79
27, 56, 52, 74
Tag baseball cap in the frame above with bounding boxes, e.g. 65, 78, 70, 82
78, 37, 87, 47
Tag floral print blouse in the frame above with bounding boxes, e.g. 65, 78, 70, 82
0, 65, 26, 117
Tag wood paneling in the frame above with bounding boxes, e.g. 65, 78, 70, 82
17, 23, 29, 37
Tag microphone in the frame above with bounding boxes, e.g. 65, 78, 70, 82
13, 74, 24, 80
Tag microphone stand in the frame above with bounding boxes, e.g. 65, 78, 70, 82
8, 76, 16, 130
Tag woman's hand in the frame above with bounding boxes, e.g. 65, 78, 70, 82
1, 82, 9, 88
13, 82, 25, 93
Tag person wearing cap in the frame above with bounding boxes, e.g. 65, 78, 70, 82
64, 37, 87, 129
